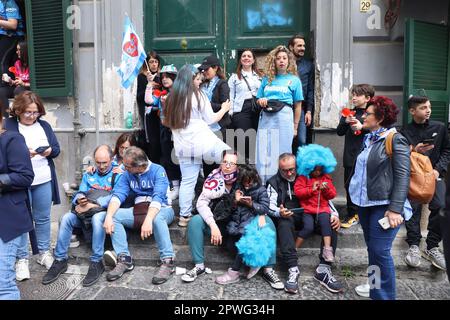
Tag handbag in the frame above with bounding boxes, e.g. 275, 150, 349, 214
241, 75, 260, 114
133, 202, 150, 229
264, 100, 289, 113
209, 191, 235, 222
72, 189, 111, 229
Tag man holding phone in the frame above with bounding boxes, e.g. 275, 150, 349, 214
266, 153, 343, 294
401, 96, 450, 271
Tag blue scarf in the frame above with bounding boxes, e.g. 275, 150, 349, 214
365, 127, 388, 145
202, 76, 220, 101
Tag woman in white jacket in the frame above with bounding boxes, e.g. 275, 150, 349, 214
163, 65, 231, 227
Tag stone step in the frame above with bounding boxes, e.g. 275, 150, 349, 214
65, 242, 446, 280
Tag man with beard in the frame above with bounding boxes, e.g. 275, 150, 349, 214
288, 35, 315, 149
266, 153, 343, 294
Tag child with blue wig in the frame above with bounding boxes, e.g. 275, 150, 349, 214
294, 144, 338, 262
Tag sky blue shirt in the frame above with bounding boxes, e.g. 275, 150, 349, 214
349, 129, 412, 220
256, 74, 304, 105
0, 0, 25, 37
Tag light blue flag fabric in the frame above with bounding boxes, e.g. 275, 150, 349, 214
117, 16, 147, 89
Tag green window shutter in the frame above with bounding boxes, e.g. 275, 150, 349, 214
404, 19, 450, 124
25, 0, 73, 97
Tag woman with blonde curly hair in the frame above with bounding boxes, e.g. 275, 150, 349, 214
255, 45, 304, 183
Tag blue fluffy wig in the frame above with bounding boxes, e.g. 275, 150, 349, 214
296, 144, 337, 177
236, 217, 276, 268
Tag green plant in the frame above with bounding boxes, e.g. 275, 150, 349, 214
341, 266, 355, 279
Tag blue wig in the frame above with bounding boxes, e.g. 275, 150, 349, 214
296, 144, 337, 177
236, 217, 276, 268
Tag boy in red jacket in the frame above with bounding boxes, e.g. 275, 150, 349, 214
293, 144, 337, 262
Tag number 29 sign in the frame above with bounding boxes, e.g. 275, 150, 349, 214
360, 0, 372, 13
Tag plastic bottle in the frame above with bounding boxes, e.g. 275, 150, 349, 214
125, 111, 133, 129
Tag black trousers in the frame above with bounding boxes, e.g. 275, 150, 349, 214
274, 214, 338, 269
143, 112, 161, 164
226, 234, 244, 271
344, 166, 358, 219
231, 100, 259, 164
297, 213, 333, 239
405, 202, 442, 250
160, 125, 181, 182
0, 35, 20, 86
0, 85, 26, 118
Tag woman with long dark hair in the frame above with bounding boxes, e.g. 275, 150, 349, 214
164, 65, 231, 227
228, 49, 262, 164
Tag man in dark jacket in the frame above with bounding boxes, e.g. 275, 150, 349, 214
266, 153, 343, 294
288, 35, 314, 149
401, 96, 450, 272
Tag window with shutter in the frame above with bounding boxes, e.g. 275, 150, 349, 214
404, 19, 450, 124
25, 0, 73, 97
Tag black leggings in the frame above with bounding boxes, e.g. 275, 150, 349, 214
0, 35, 20, 86
297, 212, 332, 239
160, 125, 181, 182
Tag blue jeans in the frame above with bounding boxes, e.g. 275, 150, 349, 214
297, 109, 307, 147
54, 211, 106, 262
178, 159, 202, 218
17, 181, 53, 258
111, 207, 175, 260
358, 205, 400, 300
256, 107, 294, 183
0, 235, 22, 300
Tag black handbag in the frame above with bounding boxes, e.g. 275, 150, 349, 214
72, 189, 111, 229
241, 75, 260, 114
209, 191, 235, 222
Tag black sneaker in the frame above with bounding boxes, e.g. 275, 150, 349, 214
284, 269, 300, 294
262, 269, 284, 290
106, 254, 134, 281
152, 258, 175, 285
314, 265, 344, 293
42, 259, 68, 285
82, 261, 105, 287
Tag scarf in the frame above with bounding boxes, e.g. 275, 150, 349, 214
202, 76, 220, 101
365, 127, 388, 144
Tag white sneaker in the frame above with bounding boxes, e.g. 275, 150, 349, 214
168, 184, 180, 201
69, 234, 80, 248
103, 250, 117, 268
355, 283, 370, 298
37, 251, 54, 270
15, 259, 30, 281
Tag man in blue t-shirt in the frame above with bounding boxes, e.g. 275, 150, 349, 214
0, 0, 25, 85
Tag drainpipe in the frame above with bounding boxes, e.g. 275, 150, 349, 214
93, 0, 100, 146
71, 0, 83, 186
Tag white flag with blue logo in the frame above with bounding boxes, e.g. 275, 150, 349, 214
117, 16, 147, 89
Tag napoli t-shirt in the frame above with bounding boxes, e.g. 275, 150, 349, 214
0, 0, 25, 37
256, 74, 304, 106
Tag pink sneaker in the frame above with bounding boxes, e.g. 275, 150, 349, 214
246, 267, 261, 279
322, 246, 335, 263
216, 268, 240, 285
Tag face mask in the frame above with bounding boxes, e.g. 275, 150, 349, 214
223, 170, 238, 185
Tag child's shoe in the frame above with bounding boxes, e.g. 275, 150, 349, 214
322, 246, 335, 263
216, 268, 240, 285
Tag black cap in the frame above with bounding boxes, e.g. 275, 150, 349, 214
198, 55, 220, 71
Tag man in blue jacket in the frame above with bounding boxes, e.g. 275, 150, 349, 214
42, 145, 121, 287
103, 146, 175, 285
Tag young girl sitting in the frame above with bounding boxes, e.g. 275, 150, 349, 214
294, 144, 337, 262
216, 165, 283, 290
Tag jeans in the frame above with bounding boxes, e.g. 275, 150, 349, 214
17, 181, 53, 259
358, 205, 400, 300
0, 235, 22, 300
111, 207, 175, 259
256, 107, 294, 183
54, 211, 106, 262
187, 214, 228, 264
405, 202, 442, 250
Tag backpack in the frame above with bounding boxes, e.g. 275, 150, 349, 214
385, 132, 435, 204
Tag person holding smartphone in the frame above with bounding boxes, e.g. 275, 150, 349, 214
400, 95, 450, 272
4, 91, 61, 281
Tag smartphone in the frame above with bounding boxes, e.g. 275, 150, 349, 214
378, 217, 391, 230
420, 138, 435, 145
290, 208, 304, 216
240, 196, 252, 201
35, 146, 50, 154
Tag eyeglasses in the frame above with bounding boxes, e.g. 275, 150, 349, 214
23, 112, 41, 117
281, 168, 296, 174
363, 112, 375, 117
222, 161, 237, 167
